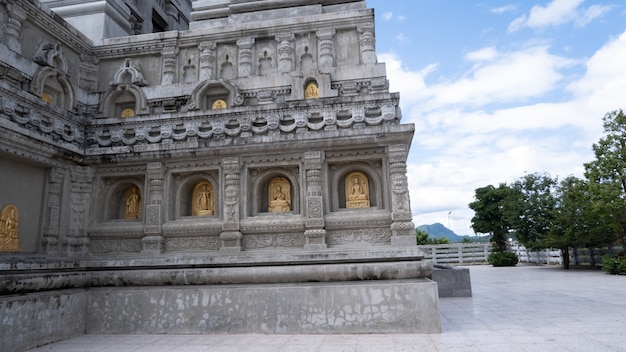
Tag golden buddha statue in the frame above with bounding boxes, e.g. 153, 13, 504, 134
346, 171, 370, 208
0, 204, 20, 252
124, 186, 141, 219
192, 181, 215, 216
268, 177, 291, 212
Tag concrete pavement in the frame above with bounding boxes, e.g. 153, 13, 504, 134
26, 265, 626, 352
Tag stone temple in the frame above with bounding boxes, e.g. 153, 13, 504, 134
0, 0, 440, 350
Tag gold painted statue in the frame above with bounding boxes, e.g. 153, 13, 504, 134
211, 99, 227, 109
346, 171, 370, 208
120, 108, 135, 118
192, 181, 215, 216
0, 204, 20, 252
304, 82, 319, 99
268, 177, 291, 212
124, 185, 141, 219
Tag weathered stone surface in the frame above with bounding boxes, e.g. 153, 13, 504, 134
0, 289, 87, 352
86, 280, 440, 334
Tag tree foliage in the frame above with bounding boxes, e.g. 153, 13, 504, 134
414, 228, 450, 245
468, 184, 516, 252
468, 110, 626, 269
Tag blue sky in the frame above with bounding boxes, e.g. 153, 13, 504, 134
368, 0, 626, 235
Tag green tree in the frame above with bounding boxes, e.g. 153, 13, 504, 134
509, 173, 557, 250
584, 110, 626, 249
414, 228, 450, 245
469, 184, 516, 252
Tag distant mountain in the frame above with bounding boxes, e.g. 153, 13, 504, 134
417, 223, 489, 243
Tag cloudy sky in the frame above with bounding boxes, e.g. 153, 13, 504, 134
368, 0, 626, 235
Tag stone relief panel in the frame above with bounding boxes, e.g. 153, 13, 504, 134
242, 232, 305, 250
217, 44, 237, 80
0, 204, 20, 252
164, 235, 220, 252
255, 39, 276, 76
326, 228, 391, 247
89, 238, 142, 254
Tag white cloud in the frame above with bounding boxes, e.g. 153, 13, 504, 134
491, 5, 517, 14
382, 12, 393, 21
508, 0, 610, 32
382, 29, 626, 235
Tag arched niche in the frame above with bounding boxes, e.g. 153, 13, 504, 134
31, 66, 75, 111
175, 174, 219, 219
102, 180, 144, 221
330, 164, 382, 211
98, 84, 149, 118
188, 79, 241, 111
249, 170, 300, 216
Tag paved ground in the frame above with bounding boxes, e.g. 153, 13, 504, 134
27, 265, 626, 352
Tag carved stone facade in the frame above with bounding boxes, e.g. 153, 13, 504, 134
0, 0, 438, 339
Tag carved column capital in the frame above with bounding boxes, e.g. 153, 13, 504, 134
237, 37, 255, 77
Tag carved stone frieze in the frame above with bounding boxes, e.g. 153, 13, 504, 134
242, 232, 305, 250
89, 238, 142, 254
164, 235, 220, 252
326, 228, 392, 247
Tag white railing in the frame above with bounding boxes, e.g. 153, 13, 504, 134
418, 243, 492, 264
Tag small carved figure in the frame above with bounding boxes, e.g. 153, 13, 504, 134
192, 181, 215, 216
268, 178, 291, 212
212, 99, 227, 109
124, 186, 141, 219
305, 82, 319, 99
0, 204, 20, 252
121, 108, 135, 118
346, 171, 370, 208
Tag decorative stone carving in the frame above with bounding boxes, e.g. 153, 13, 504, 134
358, 23, 377, 65
164, 236, 220, 252
65, 166, 94, 256
242, 233, 305, 250
199, 41, 216, 80
221, 157, 242, 251
268, 177, 291, 213
111, 58, 148, 87
326, 228, 392, 247
316, 28, 336, 70
276, 33, 294, 73
182, 56, 197, 83
124, 185, 141, 219
42, 168, 65, 255
34, 42, 68, 73
0, 204, 20, 252
345, 171, 370, 208
192, 181, 215, 216
237, 37, 255, 77
79, 54, 99, 91
143, 162, 164, 252
89, 238, 142, 254
161, 46, 178, 84
3, 2, 26, 53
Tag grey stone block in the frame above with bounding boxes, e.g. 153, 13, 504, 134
430, 265, 472, 297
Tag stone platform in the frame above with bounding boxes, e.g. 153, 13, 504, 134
1, 248, 440, 351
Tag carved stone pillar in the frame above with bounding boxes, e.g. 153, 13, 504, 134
276, 33, 295, 73
358, 23, 377, 65
3, 2, 26, 54
143, 162, 164, 253
388, 144, 415, 247
316, 28, 336, 71
237, 37, 255, 77
199, 41, 216, 80
41, 168, 65, 255
220, 157, 242, 252
161, 46, 178, 84
63, 166, 94, 256
304, 151, 327, 250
